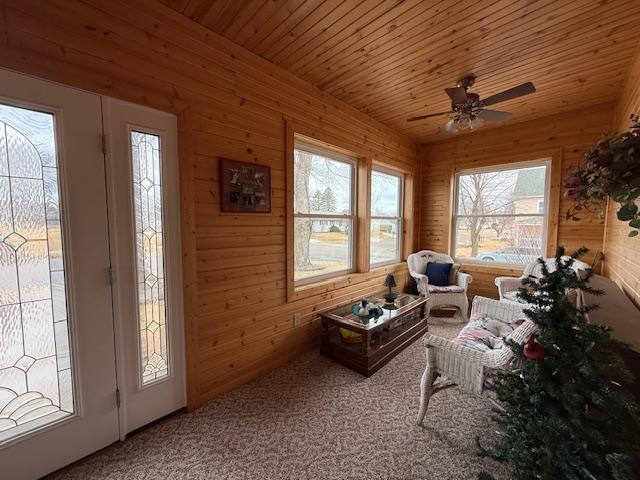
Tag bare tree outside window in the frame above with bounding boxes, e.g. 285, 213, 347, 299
294, 150, 313, 270
293, 145, 354, 282
453, 164, 549, 265
457, 171, 517, 257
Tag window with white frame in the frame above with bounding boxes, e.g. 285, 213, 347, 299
293, 141, 355, 283
452, 161, 550, 266
370, 168, 403, 266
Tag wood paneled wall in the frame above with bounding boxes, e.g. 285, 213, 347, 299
419, 103, 615, 299
603, 43, 640, 308
0, 0, 419, 408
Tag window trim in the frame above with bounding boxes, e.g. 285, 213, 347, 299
370, 166, 404, 268
285, 120, 416, 303
292, 138, 358, 286
450, 159, 552, 268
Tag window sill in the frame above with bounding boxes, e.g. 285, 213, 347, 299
287, 262, 407, 303
459, 261, 524, 276
370, 258, 402, 269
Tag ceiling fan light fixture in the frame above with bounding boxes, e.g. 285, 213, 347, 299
469, 116, 482, 130
455, 113, 474, 132
443, 118, 458, 133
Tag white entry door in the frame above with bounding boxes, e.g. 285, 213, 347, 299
0, 71, 119, 478
103, 99, 185, 436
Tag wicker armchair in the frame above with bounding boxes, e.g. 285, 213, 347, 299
416, 296, 536, 425
407, 250, 472, 319
495, 256, 590, 306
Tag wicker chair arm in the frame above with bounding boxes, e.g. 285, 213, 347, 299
507, 319, 537, 345
412, 272, 428, 282
424, 334, 488, 364
456, 272, 473, 291
470, 296, 527, 322
494, 276, 525, 298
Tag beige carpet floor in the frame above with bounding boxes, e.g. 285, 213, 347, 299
48, 324, 509, 480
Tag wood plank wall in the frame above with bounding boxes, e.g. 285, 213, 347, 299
603, 43, 640, 308
0, 0, 419, 408
419, 103, 615, 299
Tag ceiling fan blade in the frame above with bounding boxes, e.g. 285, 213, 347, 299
407, 111, 452, 122
476, 109, 512, 123
481, 82, 536, 107
445, 87, 468, 104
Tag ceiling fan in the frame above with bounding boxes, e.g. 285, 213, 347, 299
407, 75, 536, 133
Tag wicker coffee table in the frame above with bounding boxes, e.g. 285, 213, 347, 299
319, 292, 428, 376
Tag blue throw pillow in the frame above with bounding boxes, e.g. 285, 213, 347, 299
426, 262, 453, 286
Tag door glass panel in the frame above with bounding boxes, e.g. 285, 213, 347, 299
0, 104, 74, 445
131, 131, 169, 386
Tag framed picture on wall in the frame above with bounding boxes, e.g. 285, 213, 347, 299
219, 158, 271, 213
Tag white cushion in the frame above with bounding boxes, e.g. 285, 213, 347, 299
428, 285, 464, 293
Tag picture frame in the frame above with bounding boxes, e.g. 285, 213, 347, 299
219, 158, 271, 213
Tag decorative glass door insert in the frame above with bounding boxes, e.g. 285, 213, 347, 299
131, 130, 169, 386
0, 103, 74, 444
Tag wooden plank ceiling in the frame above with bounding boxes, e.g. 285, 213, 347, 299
160, 0, 640, 143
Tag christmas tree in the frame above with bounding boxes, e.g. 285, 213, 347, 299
479, 247, 640, 480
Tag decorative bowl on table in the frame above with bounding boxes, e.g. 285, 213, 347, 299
338, 302, 382, 344
350, 304, 378, 319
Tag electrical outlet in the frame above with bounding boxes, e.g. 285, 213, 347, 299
293, 312, 301, 327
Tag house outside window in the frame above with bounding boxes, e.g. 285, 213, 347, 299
452, 161, 550, 266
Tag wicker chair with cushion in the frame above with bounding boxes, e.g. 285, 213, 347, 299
495, 256, 591, 306
416, 296, 536, 425
407, 250, 472, 319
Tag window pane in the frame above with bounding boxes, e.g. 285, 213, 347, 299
131, 131, 169, 386
371, 170, 400, 217
457, 165, 547, 216
293, 148, 352, 215
453, 216, 544, 265
0, 104, 75, 445
370, 219, 399, 264
294, 218, 351, 281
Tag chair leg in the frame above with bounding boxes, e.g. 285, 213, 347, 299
425, 300, 432, 319
458, 295, 469, 320
416, 365, 437, 426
